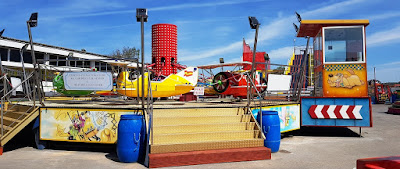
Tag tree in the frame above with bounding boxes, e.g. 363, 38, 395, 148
109, 47, 139, 60
273, 66, 286, 74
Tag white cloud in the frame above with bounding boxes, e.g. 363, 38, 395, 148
302, 0, 366, 18
383, 61, 400, 66
150, 0, 268, 11
174, 16, 247, 25
367, 25, 400, 47
367, 66, 400, 82
268, 46, 294, 60
184, 0, 367, 63
369, 11, 400, 21
179, 41, 242, 62
42, 0, 267, 21
213, 26, 235, 37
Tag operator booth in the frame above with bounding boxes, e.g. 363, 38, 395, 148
298, 20, 372, 127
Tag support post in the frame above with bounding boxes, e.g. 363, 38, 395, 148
27, 22, 43, 106
140, 17, 145, 109
247, 24, 259, 109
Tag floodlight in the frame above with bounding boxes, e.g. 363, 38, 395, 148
248, 16, 260, 29
264, 53, 270, 61
136, 8, 148, 22
68, 52, 73, 57
28, 12, 38, 27
219, 58, 224, 64
0, 29, 4, 37
295, 12, 301, 22
293, 23, 299, 32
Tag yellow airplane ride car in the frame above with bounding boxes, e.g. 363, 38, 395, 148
116, 67, 198, 98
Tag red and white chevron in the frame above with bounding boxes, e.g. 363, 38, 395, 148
308, 105, 363, 119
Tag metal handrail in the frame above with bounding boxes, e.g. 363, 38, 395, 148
1, 71, 36, 137
144, 69, 153, 167
5, 89, 35, 114
1, 72, 34, 100
1, 84, 36, 137
247, 107, 266, 140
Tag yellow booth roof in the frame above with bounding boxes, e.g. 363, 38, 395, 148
297, 19, 369, 37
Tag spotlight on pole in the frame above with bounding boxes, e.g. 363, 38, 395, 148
293, 23, 299, 32
264, 53, 270, 62
136, 8, 148, 22
28, 12, 38, 27
0, 29, 4, 37
248, 16, 260, 29
295, 12, 301, 23
136, 8, 148, 108
219, 58, 224, 64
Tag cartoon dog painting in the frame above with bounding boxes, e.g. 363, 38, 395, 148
327, 69, 364, 89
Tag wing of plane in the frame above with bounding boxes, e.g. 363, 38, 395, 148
116, 67, 199, 98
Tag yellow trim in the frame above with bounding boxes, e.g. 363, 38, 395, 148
281, 127, 301, 133
39, 138, 116, 144
258, 104, 300, 109
301, 19, 369, 26
43, 108, 142, 113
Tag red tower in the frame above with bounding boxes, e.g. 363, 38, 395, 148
152, 23, 178, 77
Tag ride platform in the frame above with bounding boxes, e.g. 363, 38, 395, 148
9, 98, 297, 167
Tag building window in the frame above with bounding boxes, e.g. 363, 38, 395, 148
0, 48, 8, 61
323, 26, 365, 63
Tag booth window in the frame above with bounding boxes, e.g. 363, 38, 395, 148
323, 26, 365, 63
313, 31, 323, 67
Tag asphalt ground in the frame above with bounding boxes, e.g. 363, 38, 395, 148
0, 104, 398, 169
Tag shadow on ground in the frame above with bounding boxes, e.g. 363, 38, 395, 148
282, 126, 361, 138
3, 121, 36, 152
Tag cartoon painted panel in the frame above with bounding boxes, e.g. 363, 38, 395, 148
40, 108, 141, 143
323, 64, 368, 97
252, 104, 300, 133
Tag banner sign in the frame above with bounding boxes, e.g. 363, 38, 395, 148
193, 87, 204, 95
63, 72, 113, 91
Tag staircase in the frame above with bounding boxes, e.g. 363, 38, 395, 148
1, 103, 39, 149
148, 107, 271, 168
0, 71, 40, 153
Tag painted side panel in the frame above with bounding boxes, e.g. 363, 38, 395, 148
40, 108, 141, 143
323, 64, 368, 97
315, 99, 337, 126
354, 98, 371, 127
335, 99, 356, 126
252, 104, 300, 133
301, 97, 371, 127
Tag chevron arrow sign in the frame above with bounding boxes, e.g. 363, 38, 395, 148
308, 105, 363, 119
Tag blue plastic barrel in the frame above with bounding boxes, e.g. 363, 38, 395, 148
258, 110, 280, 153
117, 114, 143, 163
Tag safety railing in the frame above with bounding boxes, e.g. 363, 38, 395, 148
1, 72, 37, 137
144, 69, 153, 166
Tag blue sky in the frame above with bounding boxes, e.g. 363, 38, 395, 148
0, 0, 399, 82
